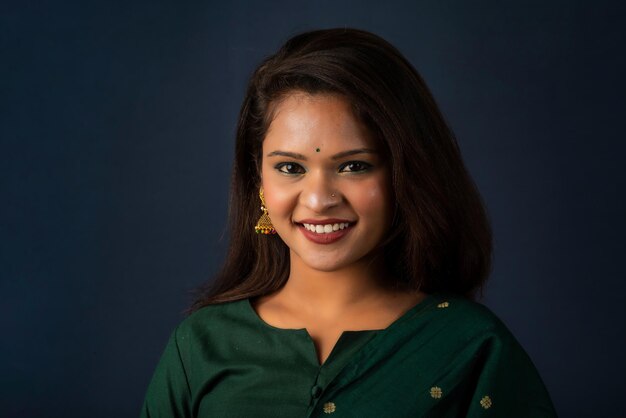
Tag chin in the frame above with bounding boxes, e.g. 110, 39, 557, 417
301, 259, 343, 272
299, 252, 361, 272
307, 263, 345, 272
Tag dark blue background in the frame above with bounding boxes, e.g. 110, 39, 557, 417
2, 1, 625, 417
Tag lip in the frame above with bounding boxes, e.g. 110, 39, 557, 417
296, 222, 354, 245
296, 218, 355, 225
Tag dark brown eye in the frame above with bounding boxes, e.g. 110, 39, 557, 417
275, 162, 305, 175
339, 161, 372, 173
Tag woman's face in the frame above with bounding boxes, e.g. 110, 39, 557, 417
261, 92, 393, 273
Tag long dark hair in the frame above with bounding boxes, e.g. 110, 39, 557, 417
189, 28, 492, 312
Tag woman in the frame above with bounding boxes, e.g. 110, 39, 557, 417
141, 28, 557, 417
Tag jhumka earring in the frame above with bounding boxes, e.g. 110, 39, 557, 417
254, 187, 276, 235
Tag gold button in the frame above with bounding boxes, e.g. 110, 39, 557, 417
430, 386, 443, 398
437, 301, 449, 308
480, 395, 492, 409
323, 402, 336, 414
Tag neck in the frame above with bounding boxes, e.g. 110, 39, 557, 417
281, 249, 393, 318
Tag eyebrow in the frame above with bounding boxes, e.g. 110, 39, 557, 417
266, 148, 378, 161
331, 148, 379, 160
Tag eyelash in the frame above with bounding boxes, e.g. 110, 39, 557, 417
274, 161, 373, 175
340, 161, 373, 173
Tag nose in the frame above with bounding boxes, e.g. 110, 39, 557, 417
299, 170, 340, 213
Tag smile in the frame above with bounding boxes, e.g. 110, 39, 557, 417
302, 222, 350, 234
296, 222, 355, 244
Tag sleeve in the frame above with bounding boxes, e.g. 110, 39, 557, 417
140, 325, 192, 418
464, 328, 558, 417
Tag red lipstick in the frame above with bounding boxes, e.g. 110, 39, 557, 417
296, 220, 355, 244
297, 218, 354, 225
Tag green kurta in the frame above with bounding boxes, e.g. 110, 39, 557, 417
140, 294, 557, 417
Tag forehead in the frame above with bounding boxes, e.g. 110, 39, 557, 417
263, 92, 377, 151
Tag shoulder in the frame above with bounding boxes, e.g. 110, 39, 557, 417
174, 298, 253, 342
422, 294, 518, 345
428, 296, 558, 416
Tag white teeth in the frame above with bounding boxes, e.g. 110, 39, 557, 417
303, 222, 351, 234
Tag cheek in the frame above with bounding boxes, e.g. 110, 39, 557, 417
350, 178, 393, 219
262, 179, 296, 220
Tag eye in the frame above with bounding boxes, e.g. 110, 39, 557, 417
275, 162, 305, 175
339, 161, 372, 173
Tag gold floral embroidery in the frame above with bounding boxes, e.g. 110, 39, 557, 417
437, 301, 449, 308
323, 402, 336, 414
480, 395, 492, 409
430, 386, 443, 398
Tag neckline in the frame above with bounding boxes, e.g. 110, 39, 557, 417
244, 293, 434, 334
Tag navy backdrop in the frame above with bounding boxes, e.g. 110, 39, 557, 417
2, 1, 625, 417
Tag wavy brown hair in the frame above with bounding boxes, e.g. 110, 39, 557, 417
189, 28, 492, 312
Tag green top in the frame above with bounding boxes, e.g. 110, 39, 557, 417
140, 294, 557, 417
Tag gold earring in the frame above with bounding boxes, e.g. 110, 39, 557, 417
255, 188, 276, 234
